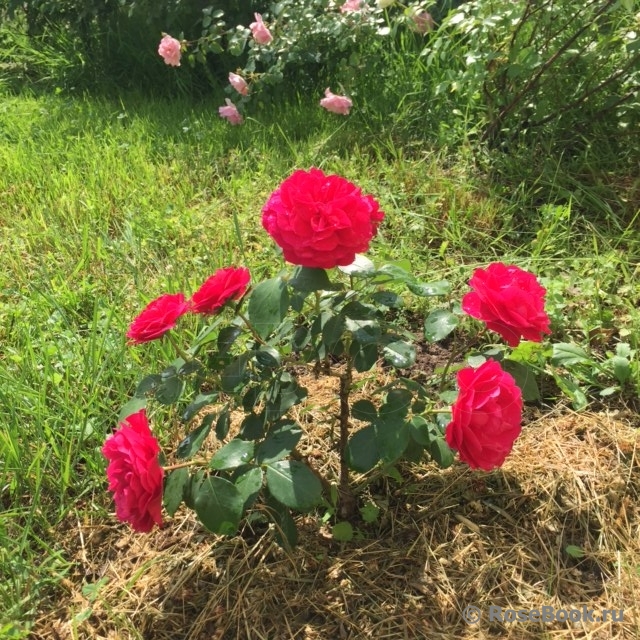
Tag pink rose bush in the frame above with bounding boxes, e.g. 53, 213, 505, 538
157, 34, 181, 67
102, 409, 164, 532
229, 72, 249, 96
261, 168, 384, 268
445, 360, 523, 471
126, 293, 190, 344
191, 267, 250, 315
320, 88, 353, 115
219, 99, 243, 125
250, 13, 273, 45
340, 0, 365, 13
462, 262, 551, 347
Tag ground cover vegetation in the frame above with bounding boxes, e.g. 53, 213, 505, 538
0, 0, 639, 638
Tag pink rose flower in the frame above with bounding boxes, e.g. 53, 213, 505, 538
158, 34, 181, 67
261, 168, 384, 269
411, 11, 435, 34
191, 267, 251, 315
445, 360, 523, 471
218, 99, 243, 125
102, 409, 164, 532
320, 88, 353, 115
341, 0, 364, 12
462, 262, 551, 347
229, 72, 249, 96
249, 13, 273, 45
126, 293, 190, 344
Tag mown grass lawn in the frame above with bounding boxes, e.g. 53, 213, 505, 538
0, 91, 638, 639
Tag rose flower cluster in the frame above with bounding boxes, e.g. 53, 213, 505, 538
104, 167, 550, 533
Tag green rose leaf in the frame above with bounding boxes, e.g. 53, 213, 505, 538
215, 408, 231, 440
322, 314, 346, 353
351, 399, 377, 422
118, 397, 146, 422
407, 280, 450, 297
350, 341, 378, 372
247, 277, 289, 339
134, 374, 162, 398
155, 376, 185, 405
346, 318, 381, 344
265, 378, 307, 422
289, 267, 336, 291
221, 352, 252, 393
176, 413, 215, 459
338, 253, 375, 276
424, 309, 458, 343
217, 326, 243, 354
409, 415, 438, 446
346, 425, 380, 473
383, 340, 416, 368
373, 263, 413, 284
265, 460, 322, 511
254, 346, 281, 369
178, 360, 202, 376
370, 290, 404, 308
209, 439, 255, 470
193, 477, 244, 536
375, 417, 410, 464
429, 437, 455, 468
380, 389, 412, 420
163, 467, 190, 516
233, 465, 263, 510
181, 393, 218, 422
256, 422, 303, 464
501, 359, 541, 402
239, 412, 265, 440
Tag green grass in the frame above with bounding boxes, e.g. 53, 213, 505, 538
0, 89, 638, 635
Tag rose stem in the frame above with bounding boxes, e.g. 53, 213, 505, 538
167, 331, 193, 363
237, 312, 267, 346
338, 354, 356, 519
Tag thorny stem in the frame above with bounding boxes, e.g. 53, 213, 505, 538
338, 355, 357, 519
237, 311, 267, 346
163, 458, 208, 472
167, 331, 193, 364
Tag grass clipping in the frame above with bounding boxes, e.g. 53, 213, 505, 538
39, 382, 639, 639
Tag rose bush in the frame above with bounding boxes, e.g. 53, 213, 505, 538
261, 168, 384, 268
462, 262, 551, 347
108, 168, 553, 545
445, 360, 523, 471
102, 409, 164, 532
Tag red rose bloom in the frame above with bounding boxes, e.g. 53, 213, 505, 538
462, 262, 550, 347
126, 293, 190, 344
261, 168, 384, 269
102, 409, 164, 532
190, 267, 250, 315
445, 359, 523, 470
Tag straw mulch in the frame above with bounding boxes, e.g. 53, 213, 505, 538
35, 381, 639, 639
